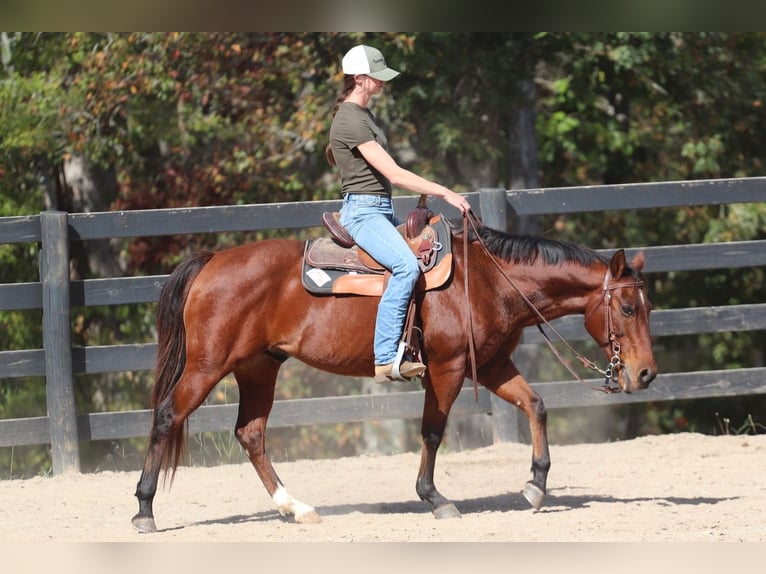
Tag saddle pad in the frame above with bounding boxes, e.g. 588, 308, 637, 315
302, 214, 453, 296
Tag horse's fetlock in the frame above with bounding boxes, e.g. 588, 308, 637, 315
423, 432, 442, 449
415, 479, 433, 501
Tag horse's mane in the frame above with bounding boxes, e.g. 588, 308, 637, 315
468, 224, 610, 267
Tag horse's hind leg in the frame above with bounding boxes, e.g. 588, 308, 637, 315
132, 365, 226, 533
131, 400, 176, 533
484, 359, 550, 510
233, 354, 321, 524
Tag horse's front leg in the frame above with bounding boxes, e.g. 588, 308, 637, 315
416, 371, 465, 519
484, 358, 550, 510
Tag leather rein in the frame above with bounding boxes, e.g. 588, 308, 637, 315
462, 211, 644, 395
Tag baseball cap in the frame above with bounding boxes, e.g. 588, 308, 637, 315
341, 44, 400, 82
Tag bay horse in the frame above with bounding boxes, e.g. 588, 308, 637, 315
131, 215, 657, 532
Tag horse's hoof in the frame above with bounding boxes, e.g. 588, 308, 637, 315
522, 481, 545, 511
433, 503, 462, 519
131, 514, 158, 533
295, 510, 322, 524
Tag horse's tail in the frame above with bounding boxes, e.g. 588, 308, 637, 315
151, 250, 214, 479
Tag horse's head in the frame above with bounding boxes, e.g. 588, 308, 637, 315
584, 249, 657, 394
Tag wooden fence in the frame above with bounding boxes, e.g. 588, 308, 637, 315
1, 179, 765, 475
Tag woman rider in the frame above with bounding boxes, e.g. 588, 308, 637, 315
326, 44, 471, 383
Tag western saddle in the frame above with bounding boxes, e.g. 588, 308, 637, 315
302, 195, 453, 375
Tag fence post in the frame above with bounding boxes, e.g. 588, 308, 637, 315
40, 210, 80, 474
477, 189, 529, 444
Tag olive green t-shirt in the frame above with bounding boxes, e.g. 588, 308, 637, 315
329, 102, 392, 196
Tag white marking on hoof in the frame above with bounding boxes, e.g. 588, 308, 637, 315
272, 485, 321, 523
131, 514, 158, 533
295, 509, 322, 524
433, 503, 461, 519
522, 481, 545, 511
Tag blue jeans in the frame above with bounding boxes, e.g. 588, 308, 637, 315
340, 194, 420, 365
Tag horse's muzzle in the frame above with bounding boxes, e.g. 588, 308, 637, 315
621, 364, 657, 393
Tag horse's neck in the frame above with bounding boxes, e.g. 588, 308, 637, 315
513, 261, 606, 321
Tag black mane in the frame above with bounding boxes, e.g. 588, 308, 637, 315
470, 224, 609, 267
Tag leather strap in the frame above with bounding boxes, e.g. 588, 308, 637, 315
463, 212, 480, 401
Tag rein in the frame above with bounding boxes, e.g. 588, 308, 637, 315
463, 215, 480, 401
462, 211, 643, 394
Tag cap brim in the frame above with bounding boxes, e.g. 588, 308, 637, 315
367, 68, 400, 82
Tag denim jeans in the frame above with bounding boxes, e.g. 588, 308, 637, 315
339, 194, 420, 365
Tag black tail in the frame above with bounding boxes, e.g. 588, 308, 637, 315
151, 251, 214, 476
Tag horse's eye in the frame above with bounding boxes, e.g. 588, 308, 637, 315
621, 303, 636, 317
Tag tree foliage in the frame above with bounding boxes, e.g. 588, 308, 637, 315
1, 32, 765, 476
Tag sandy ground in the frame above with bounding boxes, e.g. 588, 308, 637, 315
1, 432, 765, 543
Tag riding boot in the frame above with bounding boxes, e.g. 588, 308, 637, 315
373, 359, 426, 383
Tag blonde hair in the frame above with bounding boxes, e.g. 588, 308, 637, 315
325, 75, 357, 167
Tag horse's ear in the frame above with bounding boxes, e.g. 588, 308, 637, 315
630, 251, 646, 273
609, 249, 627, 278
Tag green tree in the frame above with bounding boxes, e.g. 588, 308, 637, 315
2, 33, 765, 477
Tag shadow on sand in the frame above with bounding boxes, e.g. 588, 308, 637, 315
169, 487, 737, 532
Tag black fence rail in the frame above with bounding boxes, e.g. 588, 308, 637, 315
1, 179, 765, 475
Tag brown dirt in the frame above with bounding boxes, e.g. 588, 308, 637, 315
1, 432, 764, 542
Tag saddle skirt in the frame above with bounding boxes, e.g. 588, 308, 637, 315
302, 214, 453, 296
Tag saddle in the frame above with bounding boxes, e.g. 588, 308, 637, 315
302, 211, 453, 297
302, 197, 453, 376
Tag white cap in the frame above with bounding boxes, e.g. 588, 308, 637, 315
341, 44, 400, 82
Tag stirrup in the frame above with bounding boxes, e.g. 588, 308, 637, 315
390, 340, 408, 380
373, 342, 426, 383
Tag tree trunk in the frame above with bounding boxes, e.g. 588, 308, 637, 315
52, 155, 126, 280
503, 76, 542, 444
508, 77, 540, 234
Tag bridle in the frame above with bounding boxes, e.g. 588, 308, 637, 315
462, 211, 644, 395
581, 267, 645, 391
